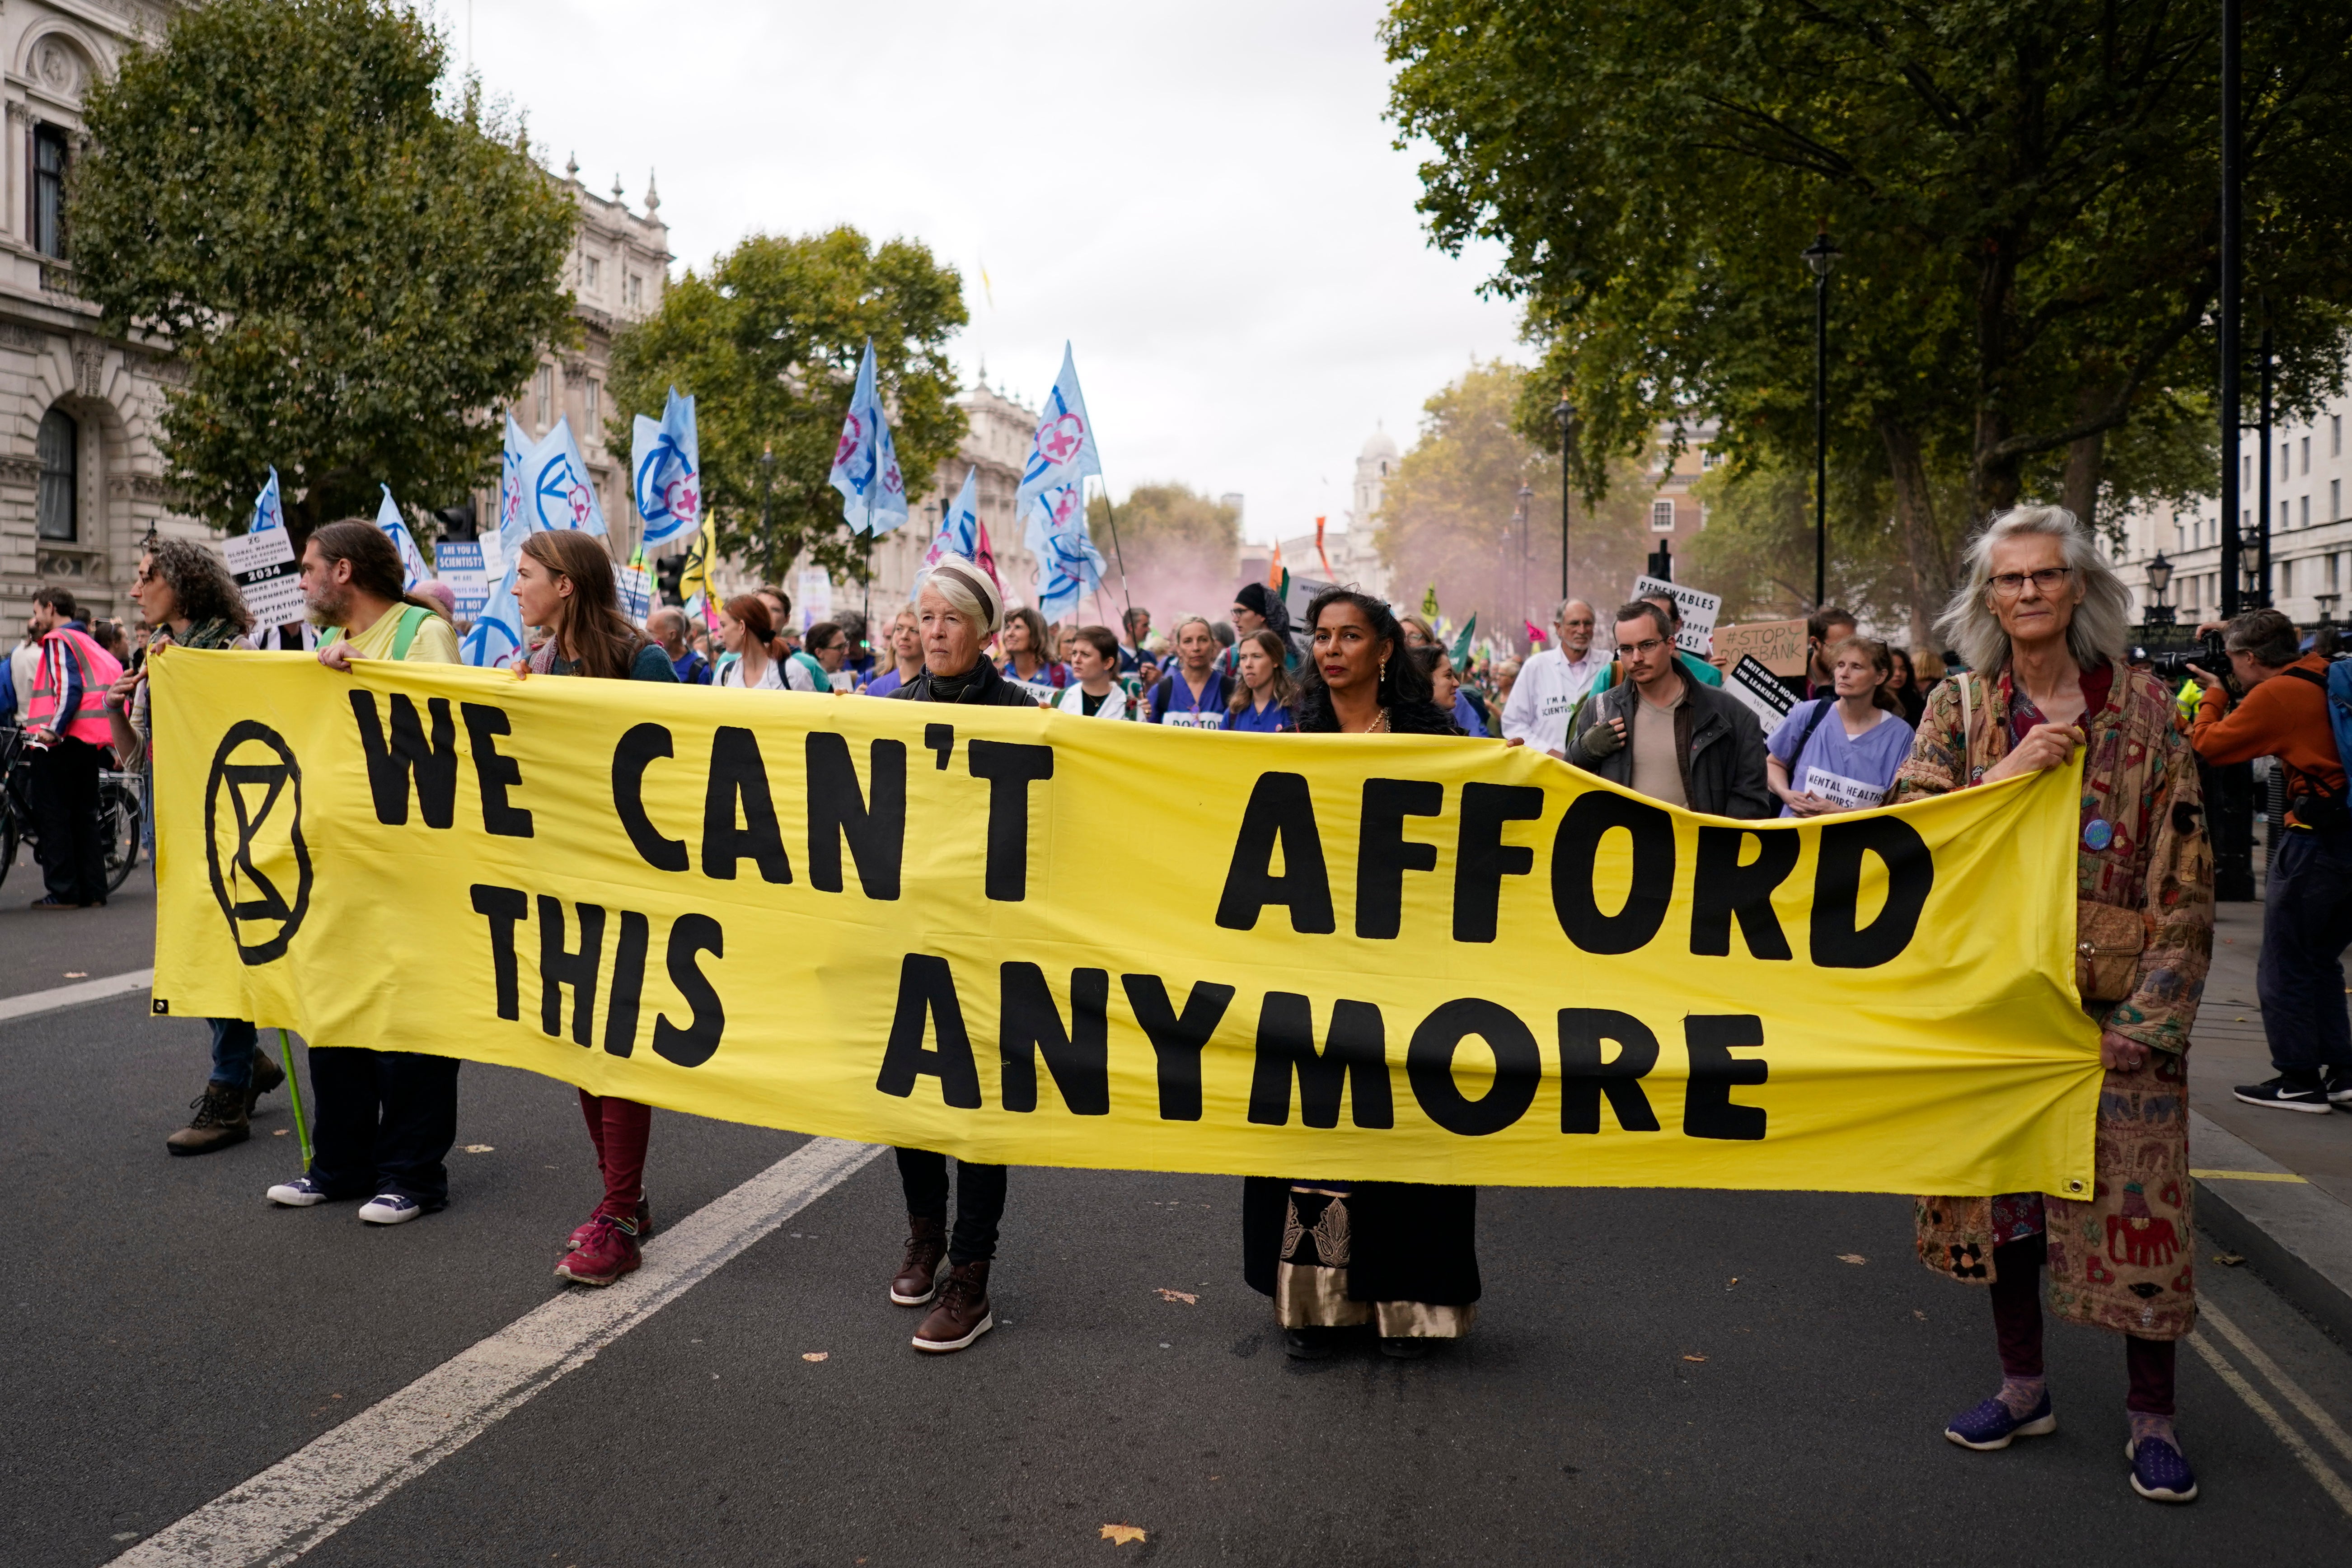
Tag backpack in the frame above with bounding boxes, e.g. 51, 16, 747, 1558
2281, 660, 2351, 823
318, 604, 431, 660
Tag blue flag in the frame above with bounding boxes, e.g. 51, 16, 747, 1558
525, 417, 607, 536
497, 412, 530, 556
248, 467, 285, 533
375, 485, 432, 592
1025, 480, 1105, 621
828, 339, 899, 536
925, 467, 982, 572
1015, 343, 1102, 519
462, 558, 525, 669
863, 405, 909, 538
631, 387, 701, 551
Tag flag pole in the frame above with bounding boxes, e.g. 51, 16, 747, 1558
1094, 475, 1134, 628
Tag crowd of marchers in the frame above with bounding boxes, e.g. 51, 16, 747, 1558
76, 501, 2352, 1510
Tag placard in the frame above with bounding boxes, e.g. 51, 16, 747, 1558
1713, 618, 1809, 678
796, 568, 833, 631
1632, 575, 1720, 655
616, 564, 652, 624
434, 541, 488, 620
1725, 653, 1797, 734
223, 528, 305, 629
1804, 765, 1888, 813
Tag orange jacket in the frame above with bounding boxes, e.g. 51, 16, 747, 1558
2191, 653, 2347, 826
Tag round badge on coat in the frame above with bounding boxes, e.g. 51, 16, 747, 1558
2081, 818, 2114, 852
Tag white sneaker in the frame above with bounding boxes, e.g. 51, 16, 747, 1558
357, 1193, 424, 1225
266, 1174, 330, 1207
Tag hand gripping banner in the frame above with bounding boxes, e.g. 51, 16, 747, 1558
150, 652, 2101, 1197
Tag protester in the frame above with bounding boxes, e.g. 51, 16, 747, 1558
23, 586, 122, 909
1883, 646, 1928, 725
1804, 605, 1860, 698
886, 556, 1034, 1353
1054, 625, 1080, 668
1245, 586, 1479, 1361
1889, 503, 2211, 1505
108, 542, 275, 1155
865, 608, 925, 697
1419, 646, 1487, 737
1491, 656, 1522, 710
1228, 581, 1296, 674
1054, 624, 1131, 718
1453, 652, 1495, 735
1566, 601, 1770, 817
717, 595, 786, 689
650, 606, 712, 685
1582, 591, 1724, 706
756, 584, 792, 639
1119, 606, 1153, 674
999, 606, 1069, 702
505, 531, 681, 1285
1765, 636, 1913, 816
1223, 628, 1297, 733
267, 520, 462, 1225
1398, 613, 1438, 651
1146, 615, 1230, 727
835, 608, 874, 679
791, 621, 848, 691
2184, 608, 2351, 1112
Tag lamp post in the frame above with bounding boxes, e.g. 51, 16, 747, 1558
1554, 389, 1576, 603
2144, 550, 2175, 628
1513, 482, 1532, 643
1802, 230, 1841, 610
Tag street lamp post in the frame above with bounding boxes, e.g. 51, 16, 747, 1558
1554, 390, 1576, 604
2144, 551, 2175, 628
1513, 482, 1532, 645
1802, 230, 1841, 610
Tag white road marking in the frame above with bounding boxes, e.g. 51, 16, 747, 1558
2199, 1299, 2352, 1468
108, 1137, 883, 1568
2189, 1331, 2352, 1519
0, 967, 152, 1023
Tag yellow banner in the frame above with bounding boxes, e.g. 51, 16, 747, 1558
150, 651, 2100, 1197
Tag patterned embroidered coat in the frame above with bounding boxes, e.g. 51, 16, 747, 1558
1889, 664, 2212, 1339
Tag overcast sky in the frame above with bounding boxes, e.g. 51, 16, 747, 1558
449, 0, 1525, 544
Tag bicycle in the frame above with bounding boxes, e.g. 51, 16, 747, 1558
0, 725, 144, 897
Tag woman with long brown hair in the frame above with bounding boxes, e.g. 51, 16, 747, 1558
717, 594, 786, 689
510, 530, 678, 1286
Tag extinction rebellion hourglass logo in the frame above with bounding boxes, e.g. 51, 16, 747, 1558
206, 721, 312, 964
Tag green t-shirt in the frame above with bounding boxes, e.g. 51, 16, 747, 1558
328, 604, 460, 665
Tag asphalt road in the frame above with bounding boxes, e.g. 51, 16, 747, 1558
10, 900, 2352, 1566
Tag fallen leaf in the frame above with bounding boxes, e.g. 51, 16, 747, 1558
64, 971, 86, 978
274, 1128, 289, 1136
1912, 1309, 1927, 1320
1101, 1525, 1146, 1546
1725, 1276, 1739, 1288
2213, 1252, 2245, 1267
463, 1144, 495, 1154
1837, 1254, 1867, 1265
1682, 1354, 1707, 1362
802, 1352, 829, 1362
1156, 1287, 1199, 1305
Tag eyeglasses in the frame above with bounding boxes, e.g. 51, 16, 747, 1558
1619, 637, 1670, 656
1989, 566, 2072, 598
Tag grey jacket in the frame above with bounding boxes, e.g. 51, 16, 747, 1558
1564, 671, 1773, 819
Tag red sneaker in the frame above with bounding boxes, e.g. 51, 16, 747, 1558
567, 1198, 652, 1252
554, 1215, 641, 1287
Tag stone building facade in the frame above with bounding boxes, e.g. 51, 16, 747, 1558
0, 0, 188, 632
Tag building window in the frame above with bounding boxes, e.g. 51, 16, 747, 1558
2243, 454, 2252, 488
35, 406, 76, 541
2301, 494, 2311, 528
2280, 501, 2290, 532
2333, 478, 2342, 520
585, 377, 601, 431
1650, 499, 1675, 532
534, 364, 553, 428
2300, 435, 2310, 474
2281, 557, 2294, 599
1700, 447, 1719, 469
626, 273, 643, 308
32, 124, 68, 260
2281, 443, 2291, 478
583, 255, 601, 293
2334, 415, 2343, 458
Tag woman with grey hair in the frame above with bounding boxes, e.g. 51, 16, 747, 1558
885, 556, 1036, 1354
1888, 504, 2213, 1504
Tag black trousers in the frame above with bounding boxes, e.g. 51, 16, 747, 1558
895, 1148, 1007, 1267
30, 735, 104, 904
307, 1047, 461, 1208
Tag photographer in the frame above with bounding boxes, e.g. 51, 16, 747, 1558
2188, 609, 2351, 1113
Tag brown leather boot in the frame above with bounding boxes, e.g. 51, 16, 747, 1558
912, 1260, 993, 1353
166, 1082, 250, 1156
890, 1214, 947, 1306
244, 1048, 285, 1117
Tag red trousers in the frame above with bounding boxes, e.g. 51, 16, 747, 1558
579, 1092, 651, 1214
1991, 1236, 2175, 1415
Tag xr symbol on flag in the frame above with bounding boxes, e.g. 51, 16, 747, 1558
204, 721, 313, 965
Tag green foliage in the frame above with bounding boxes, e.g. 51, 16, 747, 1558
1685, 461, 1915, 632
1085, 484, 1239, 615
608, 229, 966, 585
1377, 361, 1654, 642
70, 0, 577, 534
1387, 0, 2352, 614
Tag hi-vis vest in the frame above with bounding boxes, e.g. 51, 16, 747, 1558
30, 625, 122, 745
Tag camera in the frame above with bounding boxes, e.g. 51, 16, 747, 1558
2148, 630, 2227, 685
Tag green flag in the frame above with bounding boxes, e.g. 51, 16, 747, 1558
1449, 613, 1478, 666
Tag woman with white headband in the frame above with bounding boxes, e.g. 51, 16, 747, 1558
884, 556, 1037, 1354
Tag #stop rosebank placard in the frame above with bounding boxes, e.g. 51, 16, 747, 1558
149, 650, 2103, 1197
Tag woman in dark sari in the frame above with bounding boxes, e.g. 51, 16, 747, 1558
1241, 587, 1481, 1360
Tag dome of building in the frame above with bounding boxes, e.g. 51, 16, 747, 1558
1360, 422, 1399, 461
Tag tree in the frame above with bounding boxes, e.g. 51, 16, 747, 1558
70, 0, 576, 534
608, 229, 966, 585
1387, 0, 2352, 640
1086, 484, 1240, 619
1377, 361, 1653, 644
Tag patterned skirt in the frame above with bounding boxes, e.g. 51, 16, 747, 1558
1274, 1184, 1476, 1339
